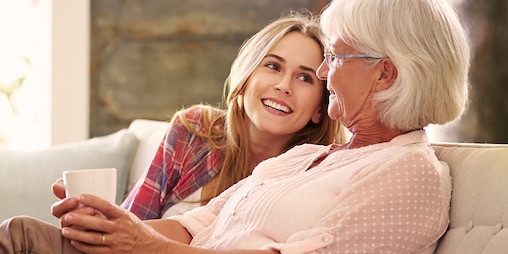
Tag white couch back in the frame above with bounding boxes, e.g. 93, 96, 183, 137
432, 143, 508, 253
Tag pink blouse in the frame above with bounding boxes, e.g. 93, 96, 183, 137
171, 130, 451, 253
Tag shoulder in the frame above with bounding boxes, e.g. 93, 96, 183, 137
173, 105, 226, 130
376, 144, 450, 189
347, 142, 449, 185
398, 143, 446, 171
177, 104, 226, 120
379, 142, 444, 168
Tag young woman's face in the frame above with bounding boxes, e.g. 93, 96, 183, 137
242, 31, 324, 138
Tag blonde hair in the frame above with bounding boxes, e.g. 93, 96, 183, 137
182, 11, 346, 200
321, 0, 471, 130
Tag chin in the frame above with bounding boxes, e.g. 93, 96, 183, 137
327, 110, 342, 121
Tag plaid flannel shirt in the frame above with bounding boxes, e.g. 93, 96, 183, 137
121, 106, 225, 219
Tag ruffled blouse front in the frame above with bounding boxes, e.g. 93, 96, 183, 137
171, 130, 451, 253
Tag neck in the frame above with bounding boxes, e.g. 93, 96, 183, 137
247, 139, 286, 171
245, 132, 290, 172
346, 127, 413, 149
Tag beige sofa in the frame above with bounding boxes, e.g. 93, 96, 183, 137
432, 143, 508, 253
1, 119, 507, 253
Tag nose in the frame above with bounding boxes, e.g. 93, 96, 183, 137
274, 75, 292, 95
316, 60, 328, 80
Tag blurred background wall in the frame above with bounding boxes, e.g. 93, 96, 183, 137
449, 0, 508, 143
1, 0, 506, 147
91, 0, 508, 144
90, 0, 329, 137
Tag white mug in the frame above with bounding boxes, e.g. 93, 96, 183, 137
63, 168, 117, 203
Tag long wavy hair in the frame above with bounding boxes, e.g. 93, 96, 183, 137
181, 11, 347, 200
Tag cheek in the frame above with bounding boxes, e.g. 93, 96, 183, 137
305, 86, 325, 110
326, 70, 341, 91
241, 78, 261, 100
327, 71, 356, 101
327, 96, 343, 120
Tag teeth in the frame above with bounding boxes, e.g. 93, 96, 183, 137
263, 99, 290, 113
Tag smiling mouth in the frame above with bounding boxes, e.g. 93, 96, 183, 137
262, 99, 292, 113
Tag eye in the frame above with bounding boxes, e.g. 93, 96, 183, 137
335, 57, 344, 66
325, 53, 337, 67
297, 73, 315, 84
265, 62, 280, 71
330, 55, 341, 65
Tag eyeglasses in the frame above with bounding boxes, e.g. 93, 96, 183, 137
323, 52, 382, 68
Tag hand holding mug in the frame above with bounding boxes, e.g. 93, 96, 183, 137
52, 168, 117, 226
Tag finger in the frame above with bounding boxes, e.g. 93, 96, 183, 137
59, 206, 96, 228
52, 178, 66, 199
51, 197, 79, 219
62, 226, 103, 245
78, 194, 124, 220
62, 211, 116, 234
62, 228, 111, 253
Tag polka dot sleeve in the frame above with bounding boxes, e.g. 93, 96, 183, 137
268, 150, 451, 253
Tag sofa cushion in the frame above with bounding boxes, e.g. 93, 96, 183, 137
0, 129, 139, 226
432, 143, 508, 254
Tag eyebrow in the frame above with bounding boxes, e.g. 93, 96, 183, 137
265, 53, 317, 74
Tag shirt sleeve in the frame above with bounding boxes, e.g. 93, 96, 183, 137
121, 107, 224, 220
120, 113, 184, 219
263, 150, 451, 254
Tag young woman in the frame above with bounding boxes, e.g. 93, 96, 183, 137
117, 11, 346, 219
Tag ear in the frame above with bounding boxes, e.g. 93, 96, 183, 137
375, 58, 398, 91
311, 107, 323, 124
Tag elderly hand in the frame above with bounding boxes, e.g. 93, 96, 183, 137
51, 178, 102, 228
60, 194, 171, 253
51, 178, 78, 219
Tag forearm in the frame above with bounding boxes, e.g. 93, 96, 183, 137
164, 240, 278, 254
145, 219, 192, 244
145, 219, 278, 254
180, 247, 278, 254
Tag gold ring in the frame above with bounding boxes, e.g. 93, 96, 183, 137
101, 233, 106, 246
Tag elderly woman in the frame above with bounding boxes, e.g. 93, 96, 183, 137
0, 0, 470, 253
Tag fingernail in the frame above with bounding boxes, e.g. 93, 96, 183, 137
65, 214, 73, 221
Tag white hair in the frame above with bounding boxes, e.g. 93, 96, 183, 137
321, 0, 471, 130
